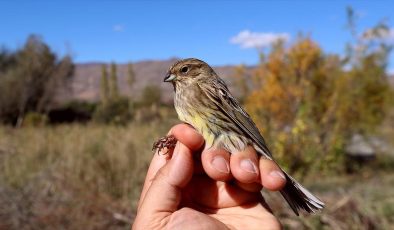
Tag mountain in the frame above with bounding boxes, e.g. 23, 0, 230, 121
59, 59, 394, 106
58, 58, 248, 104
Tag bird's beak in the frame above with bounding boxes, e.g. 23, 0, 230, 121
164, 73, 177, 82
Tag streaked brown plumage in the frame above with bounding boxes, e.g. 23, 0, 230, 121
162, 58, 324, 215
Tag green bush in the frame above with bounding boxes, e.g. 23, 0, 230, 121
93, 97, 132, 125
48, 100, 97, 123
138, 85, 162, 107
23, 112, 48, 127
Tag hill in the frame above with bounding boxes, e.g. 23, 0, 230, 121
57, 58, 249, 104
57, 59, 394, 105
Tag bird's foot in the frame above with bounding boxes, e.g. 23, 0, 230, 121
152, 135, 177, 155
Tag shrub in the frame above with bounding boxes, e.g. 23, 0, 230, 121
23, 112, 48, 127
48, 100, 97, 124
93, 97, 132, 125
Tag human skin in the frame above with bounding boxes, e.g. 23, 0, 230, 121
132, 124, 286, 230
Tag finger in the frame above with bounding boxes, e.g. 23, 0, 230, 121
139, 123, 204, 207
201, 148, 232, 181
171, 123, 204, 151
172, 123, 206, 175
138, 137, 175, 209
259, 158, 286, 191
137, 142, 195, 216
138, 148, 173, 210
235, 181, 263, 193
230, 146, 260, 184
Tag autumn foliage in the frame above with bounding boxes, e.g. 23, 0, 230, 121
244, 32, 392, 175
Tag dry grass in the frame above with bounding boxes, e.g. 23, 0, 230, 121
0, 120, 393, 229
266, 171, 394, 229
0, 120, 175, 229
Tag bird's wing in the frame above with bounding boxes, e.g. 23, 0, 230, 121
198, 78, 273, 159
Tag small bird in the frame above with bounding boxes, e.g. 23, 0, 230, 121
155, 58, 324, 215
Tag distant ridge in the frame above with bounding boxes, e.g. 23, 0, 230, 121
56, 59, 253, 104
56, 59, 394, 105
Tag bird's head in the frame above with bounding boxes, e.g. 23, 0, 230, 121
164, 58, 216, 88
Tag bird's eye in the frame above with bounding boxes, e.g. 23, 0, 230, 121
180, 66, 189, 73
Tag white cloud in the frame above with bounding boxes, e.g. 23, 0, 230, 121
113, 24, 125, 32
230, 30, 290, 49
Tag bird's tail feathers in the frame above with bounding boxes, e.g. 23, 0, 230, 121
279, 172, 325, 215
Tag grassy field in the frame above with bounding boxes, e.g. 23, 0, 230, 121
0, 120, 393, 229
0, 120, 176, 229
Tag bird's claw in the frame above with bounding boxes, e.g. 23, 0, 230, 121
152, 135, 177, 155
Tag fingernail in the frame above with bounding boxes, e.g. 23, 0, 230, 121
269, 170, 286, 180
240, 159, 258, 174
211, 156, 230, 173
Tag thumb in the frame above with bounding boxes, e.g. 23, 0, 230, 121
135, 142, 194, 225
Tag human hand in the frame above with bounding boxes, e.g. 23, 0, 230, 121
132, 124, 286, 230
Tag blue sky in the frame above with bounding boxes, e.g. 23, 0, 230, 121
1, 1, 393, 71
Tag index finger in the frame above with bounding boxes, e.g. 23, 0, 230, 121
171, 123, 204, 151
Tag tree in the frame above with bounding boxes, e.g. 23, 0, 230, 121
0, 35, 74, 125
109, 62, 119, 100
127, 62, 135, 90
100, 64, 109, 105
338, 7, 393, 134
139, 85, 162, 107
94, 62, 136, 125
245, 22, 392, 175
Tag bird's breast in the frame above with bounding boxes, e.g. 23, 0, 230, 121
174, 84, 249, 152
175, 103, 216, 148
